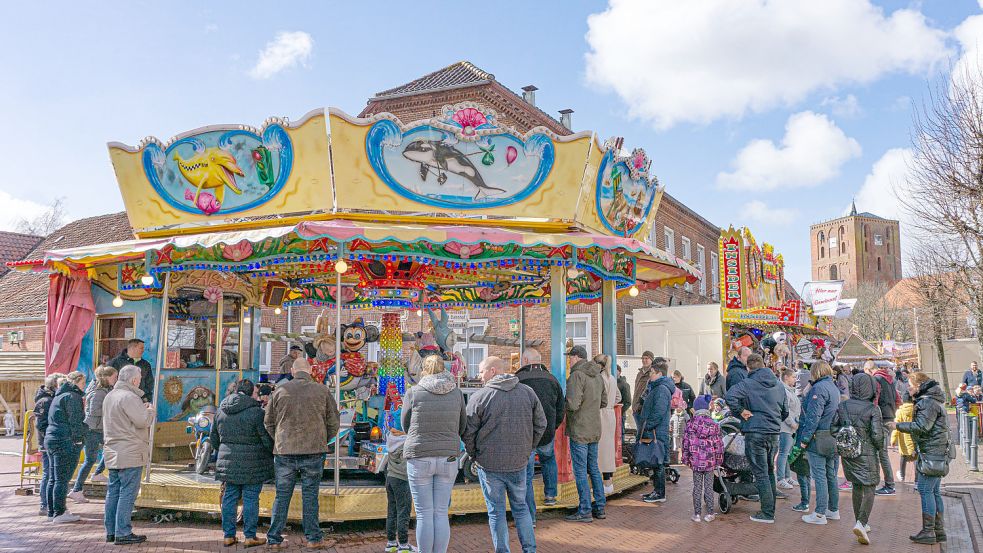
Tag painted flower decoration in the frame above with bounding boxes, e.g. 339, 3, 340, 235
329, 286, 357, 304
184, 189, 194, 201
632, 150, 646, 170
445, 242, 484, 260
602, 250, 615, 272
203, 286, 223, 303
222, 240, 253, 262
452, 107, 487, 136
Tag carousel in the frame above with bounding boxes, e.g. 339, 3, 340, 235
11, 104, 699, 521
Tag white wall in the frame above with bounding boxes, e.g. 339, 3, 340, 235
918, 338, 982, 394
631, 304, 723, 386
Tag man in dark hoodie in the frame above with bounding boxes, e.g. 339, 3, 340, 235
726, 346, 752, 392
465, 356, 545, 553
639, 359, 675, 504
109, 339, 154, 403
725, 354, 788, 524
515, 348, 565, 519
563, 345, 608, 522
865, 360, 898, 496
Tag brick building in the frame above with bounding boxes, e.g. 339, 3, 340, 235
810, 201, 902, 291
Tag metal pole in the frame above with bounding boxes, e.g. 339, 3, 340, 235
518, 304, 526, 363
145, 272, 170, 483
971, 417, 979, 471
334, 244, 344, 495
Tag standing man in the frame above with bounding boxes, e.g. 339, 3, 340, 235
275, 345, 304, 383
726, 346, 752, 391
102, 365, 156, 545
465, 356, 545, 553
264, 357, 340, 549
865, 360, 898, 496
639, 359, 674, 504
724, 354, 788, 524
515, 349, 564, 518
563, 345, 608, 522
793, 360, 812, 397
109, 339, 154, 403
631, 351, 655, 430
962, 361, 982, 388
616, 366, 631, 440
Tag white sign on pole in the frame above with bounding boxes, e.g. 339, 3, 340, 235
801, 280, 845, 316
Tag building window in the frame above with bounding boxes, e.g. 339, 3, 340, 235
681, 237, 692, 291
838, 226, 846, 254
818, 231, 826, 258
453, 318, 488, 376
710, 252, 719, 301
830, 265, 838, 280
258, 327, 272, 372
829, 236, 838, 253
624, 315, 634, 356
820, 246, 825, 258
566, 314, 592, 358
877, 257, 882, 271
664, 227, 675, 257
697, 244, 706, 296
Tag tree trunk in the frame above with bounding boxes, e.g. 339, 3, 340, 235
932, 307, 951, 402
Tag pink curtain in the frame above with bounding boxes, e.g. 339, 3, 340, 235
45, 273, 96, 376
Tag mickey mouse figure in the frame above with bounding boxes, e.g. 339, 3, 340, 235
339, 318, 380, 379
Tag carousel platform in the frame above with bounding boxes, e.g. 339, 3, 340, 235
82, 463, 648, 522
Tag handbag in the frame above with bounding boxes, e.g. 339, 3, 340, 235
789, 445, 810, 475
633, 421, 667, 469
812, 430, 837, 457
915, 410, 954, 478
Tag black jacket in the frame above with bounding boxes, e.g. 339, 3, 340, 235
872, 371, 897, 421
726, 357, 748, 391
617, 375, 631, 413
675, 378, 696, 410
832, 374, 883, 486
724, 367, 788, 435
33, 386, 54, 443
45, 381, 86, 447
110, 350, 154, 402
209, 393, 274, 485
515, 364, 565, 447
897, 380, 950, 459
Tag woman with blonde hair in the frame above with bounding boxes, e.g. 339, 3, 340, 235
796, 361, 842, 525
593, 354, 621, 494
69, 366, 118, 503
400, 355, 466, 553
44, 370, 87, 523
699, 361, 725, 399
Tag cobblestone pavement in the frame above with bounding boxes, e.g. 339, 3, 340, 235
0, 450, 943, 553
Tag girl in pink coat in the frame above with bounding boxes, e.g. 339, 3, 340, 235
681, 406, 725, 522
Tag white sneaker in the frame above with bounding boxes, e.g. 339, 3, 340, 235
853, 521, 870, 545
67, 490, 89, 504
52, 512, 81, 523
604, 484, 614, 495
91, 473, 108, 483
703, 514, 716, 522
777, 479, 794, 489
865, 523, 872, 533
691, 514, 702, 522
802, 512, 828, 525
825, 510, 841, 520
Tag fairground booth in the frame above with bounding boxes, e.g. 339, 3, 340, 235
10, 104, 698, 520
719, 226, 831, 367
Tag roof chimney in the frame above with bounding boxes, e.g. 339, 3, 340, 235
521, 85, 538, 106
559, 108, 574, 130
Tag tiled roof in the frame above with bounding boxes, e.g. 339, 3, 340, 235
373, 61, 495, 99
0, 212, 133, 321
0, 231, 41, 277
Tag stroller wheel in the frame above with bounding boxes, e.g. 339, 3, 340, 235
666, 468, 680, 484
719, 493, 733, 514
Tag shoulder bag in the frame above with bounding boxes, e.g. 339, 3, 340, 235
633, 421, 667, 469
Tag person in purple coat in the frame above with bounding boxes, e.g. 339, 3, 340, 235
681, 400, 724, 523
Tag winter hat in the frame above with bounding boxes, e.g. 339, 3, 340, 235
693, 394, 712, 412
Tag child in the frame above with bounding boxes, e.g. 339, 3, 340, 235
669, 407, 690, 464
710, 398, 730, 422
384, 431, 413, 552
893, 393, 916, 483
682, 406, 723, 522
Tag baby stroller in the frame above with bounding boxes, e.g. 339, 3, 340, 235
623, 426, 680, 484
713, 416, 757, 514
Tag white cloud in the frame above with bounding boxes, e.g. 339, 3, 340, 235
0, 191, 48, 231
740, 200, 798, 226
584, 0, 950, 129
248, 31, 313, 80
717, 111, 862, 190
821, 94, 862, 118
952, 4, 983, 88
854, 147, 914, 226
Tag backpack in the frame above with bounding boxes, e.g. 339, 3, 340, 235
671, 387, 686, 411
833, 405, 863, 459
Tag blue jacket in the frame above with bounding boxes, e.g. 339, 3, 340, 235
724, 367, 788, 435
725, 357, 748, 391
44, 381, 86, 447
797, 376, 840, 452
962, 369, 983, 388
639, 376, 675, 443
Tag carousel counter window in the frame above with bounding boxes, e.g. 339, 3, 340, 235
95, 314, 135, 366
165, 288, 218, 369
221, 295, 249, 371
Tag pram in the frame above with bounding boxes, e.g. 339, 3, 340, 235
622, 426, 680, 484
713, 416, 757, 514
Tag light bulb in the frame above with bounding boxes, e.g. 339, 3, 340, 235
629, 285, 639, 297
242, 314, 251, 324
416, 309, 423, 316
112, 295, 124, 308
334, 259, 348, 274
141, 275, 155, 286
274, 307, 282, 315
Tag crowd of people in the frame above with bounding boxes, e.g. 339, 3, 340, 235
29, 335, 965, 551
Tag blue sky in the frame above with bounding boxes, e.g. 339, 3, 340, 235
1, 0, 981, 289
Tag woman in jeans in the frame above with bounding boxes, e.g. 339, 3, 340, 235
68, 365, 117, 503
401, 355, 466, 553
44, 371, 87, 523
897, 371, 950, 545
776, 369, 801, 490
795, 361, 841, 525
